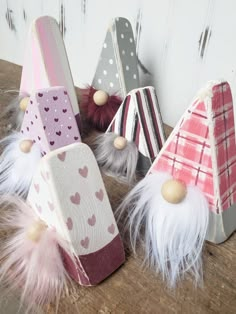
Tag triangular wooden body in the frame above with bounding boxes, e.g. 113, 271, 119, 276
150, 81, 236, 243
21, 86, 81, 155
92, 17, 140, 98
27, 142, 125, 285
107, 86, 166, 173
20, 16, 80, 127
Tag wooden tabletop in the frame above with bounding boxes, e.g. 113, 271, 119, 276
0, 59, 236, 314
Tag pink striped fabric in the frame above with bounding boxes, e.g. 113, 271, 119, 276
20, 16, 80, 125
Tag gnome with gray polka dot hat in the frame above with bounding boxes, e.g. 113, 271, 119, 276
79, 17, 140, 131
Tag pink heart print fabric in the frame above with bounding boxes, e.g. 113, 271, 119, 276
21, 86, 81, 155
27, 142, 125, 285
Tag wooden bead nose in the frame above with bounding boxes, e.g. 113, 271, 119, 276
26, 220, 47, 242
19, 139, 34, 153
19, 97, 30, 111
113, 136, 127, 150
93, 90, 109, 106
161, 179, 187, 204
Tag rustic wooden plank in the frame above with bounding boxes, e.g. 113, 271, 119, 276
1, 59, 236, 314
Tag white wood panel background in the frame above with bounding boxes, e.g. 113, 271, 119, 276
0, 0, 236, 127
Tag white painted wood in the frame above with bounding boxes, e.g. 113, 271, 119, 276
0, 0, 236, 127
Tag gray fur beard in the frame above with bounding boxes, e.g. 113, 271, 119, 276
94, 133, 138, 184
0, 94, 26, 132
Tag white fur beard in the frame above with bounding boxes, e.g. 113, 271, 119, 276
116, 172, 209, 286
0, 133, 41, 197
94, 133, 138, 184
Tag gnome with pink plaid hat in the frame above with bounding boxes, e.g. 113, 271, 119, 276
116, 80, 236, 286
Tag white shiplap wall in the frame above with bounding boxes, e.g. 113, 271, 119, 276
1, 0, 236, 127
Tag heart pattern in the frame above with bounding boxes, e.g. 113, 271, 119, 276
78, 166, 88, 178
57, 152, 66, 161
34, 183, 40, 193
48, 201, 54, 211
80, 237, 89, 249
50, 226, 57, 233
70, 192, 80, 205
66, 217, 73, 230
40, 171, 46, 181
87, 214, 96, 226
20, 87, 81, 156
27, 127, 119, 260
95, 189, 104, 201
35, 204, 42, 213
108, 223, 115, 234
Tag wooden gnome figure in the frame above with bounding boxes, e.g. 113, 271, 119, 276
0, 86, 81, 196
0, 142, 125, 311
5, 16, 81, 130
79, 17, 140, 131
94, 86, 166, 183
116, 80, 236, 286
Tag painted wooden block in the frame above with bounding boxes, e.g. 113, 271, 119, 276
20, 16, 80, 126
115, 80, 236, 286
150, 81, 236, 243
107, 86, 166, 173
21, 86, 81, 155
92, 17, 140, 98
79, 17, 140, 131
27, 142, 125, 285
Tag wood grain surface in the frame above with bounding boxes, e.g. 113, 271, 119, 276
0, 59, 236, 314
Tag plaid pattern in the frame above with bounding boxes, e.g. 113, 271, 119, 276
151, 82, 236, 213
107, 87, 166, 162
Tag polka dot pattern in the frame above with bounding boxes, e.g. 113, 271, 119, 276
92, 17, 139, 98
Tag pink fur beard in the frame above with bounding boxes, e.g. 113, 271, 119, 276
0, 196, 74, 312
